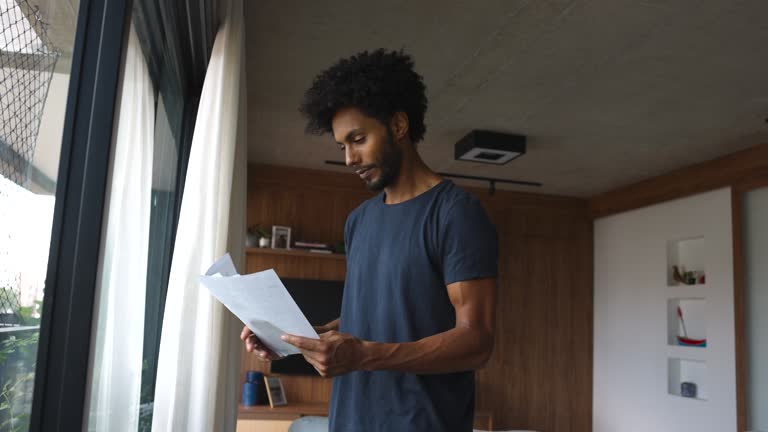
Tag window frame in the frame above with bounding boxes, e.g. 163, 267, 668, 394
29, 0, 132, 430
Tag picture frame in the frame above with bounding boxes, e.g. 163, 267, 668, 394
271, 225, 291, 249
264, 375, 287, 407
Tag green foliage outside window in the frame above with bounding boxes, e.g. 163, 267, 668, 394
0, 298, 42, 432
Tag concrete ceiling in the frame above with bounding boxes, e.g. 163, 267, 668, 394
245, 0, 768, 197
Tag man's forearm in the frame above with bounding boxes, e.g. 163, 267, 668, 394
282, 279, 497, 377
358, 326, 493, 374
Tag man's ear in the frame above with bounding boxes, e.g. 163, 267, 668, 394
390, 112, 410, 141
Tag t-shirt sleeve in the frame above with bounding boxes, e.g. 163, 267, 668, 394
439, 196, 499, 285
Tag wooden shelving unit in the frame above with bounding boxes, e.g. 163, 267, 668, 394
245, 247, 346, 261
239, 402, 329, 420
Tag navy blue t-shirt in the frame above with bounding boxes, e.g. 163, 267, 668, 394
329, 180, 498, 432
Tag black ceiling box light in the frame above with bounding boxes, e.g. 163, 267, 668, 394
454, 130, 526, 165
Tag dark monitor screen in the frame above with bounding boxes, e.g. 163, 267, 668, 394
270, 278, 344, 376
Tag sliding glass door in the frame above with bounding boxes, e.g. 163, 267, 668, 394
0, 0, 82, 430
743, 186, 768, 432
2, 0, 216, 429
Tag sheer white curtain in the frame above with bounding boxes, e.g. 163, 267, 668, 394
151, 0, 246, 429
86, 25, 154, 431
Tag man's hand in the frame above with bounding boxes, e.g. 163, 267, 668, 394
281, 331, 366, 377
313, 318, 340, 334
240, 325, 281, 361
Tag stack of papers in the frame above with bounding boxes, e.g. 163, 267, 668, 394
199, 254, 319, 357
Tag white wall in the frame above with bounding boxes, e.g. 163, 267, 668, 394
745, 186, 768, 432
593, 187, 736, 432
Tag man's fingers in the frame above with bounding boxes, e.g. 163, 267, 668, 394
251, 340, 280, 360
281, 334, 323, 351
242, 326, 256, 352
253, 345, 281, 361
241, 327, 279, 360
255, 350, 280, 361
301, 353, 331, 377
240, 325, 252, 341
240, 326, 282, 360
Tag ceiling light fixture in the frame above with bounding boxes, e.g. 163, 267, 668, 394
454, 130, 526, 165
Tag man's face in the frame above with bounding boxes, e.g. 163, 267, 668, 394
332, 107, 402, 191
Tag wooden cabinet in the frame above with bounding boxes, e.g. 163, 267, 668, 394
236, 419, 292, 432
236, 403, 327, 432
235, 403, 493, 431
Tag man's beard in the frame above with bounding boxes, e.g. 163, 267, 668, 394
365, 128, 402, 192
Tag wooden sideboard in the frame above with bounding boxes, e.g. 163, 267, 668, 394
236, 403, 494, 431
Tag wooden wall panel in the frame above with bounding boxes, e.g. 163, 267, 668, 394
590, 142, 768, 218
474, 204, 592, 432
244, 253, 346, 282
242, 164, 593, 431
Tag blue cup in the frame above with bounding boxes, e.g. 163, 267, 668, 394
242, 381, 257, 406
246, 370, 262, 383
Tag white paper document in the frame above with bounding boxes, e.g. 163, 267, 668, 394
199, 254, 318, 357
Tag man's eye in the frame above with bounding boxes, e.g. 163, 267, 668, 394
354, 137, 365, 144
338, 145, 346, 151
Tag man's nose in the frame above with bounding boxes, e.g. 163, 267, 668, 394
345, 147, 359, 167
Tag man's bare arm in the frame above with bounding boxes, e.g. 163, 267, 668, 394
282, 277, 497, 377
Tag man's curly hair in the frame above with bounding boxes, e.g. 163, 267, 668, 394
299, 49, 428, 144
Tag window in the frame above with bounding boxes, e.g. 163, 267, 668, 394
0, 0, 78, 430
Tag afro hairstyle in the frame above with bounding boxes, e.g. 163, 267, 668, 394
299, 49, 428, 144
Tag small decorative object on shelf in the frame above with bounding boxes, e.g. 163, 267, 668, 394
242, 370, 264, 406
681, 381, 698, 398
271, 225, 291, 249
294, 241, 329, 249
677, 336, 707, 347
672, 265, 684, 284
246, 224, 270, 248
264, 375, 287, 407
294, 240, 331, 252
293, 239, 344, 255
676, 306, 707, 347
308, 249, 332, 254
672, 265, 705, 285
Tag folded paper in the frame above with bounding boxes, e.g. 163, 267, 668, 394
199, 254, 318, 357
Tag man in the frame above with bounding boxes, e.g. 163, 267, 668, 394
240, 49, 498, 432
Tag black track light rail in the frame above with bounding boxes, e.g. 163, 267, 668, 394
323, 160, 542, 195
